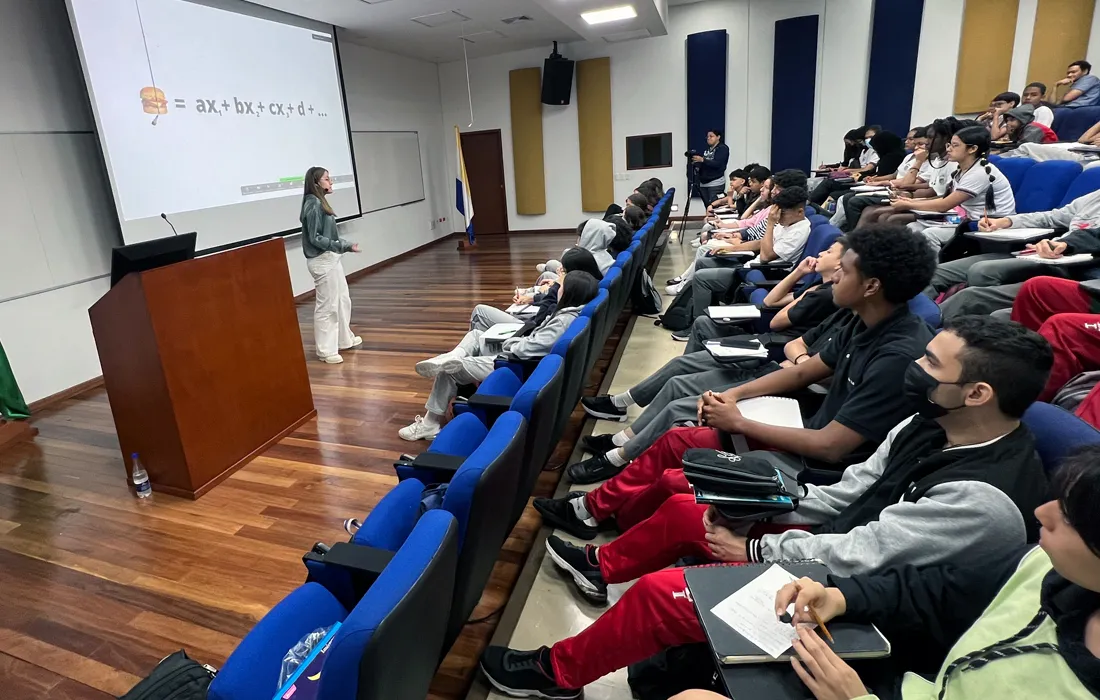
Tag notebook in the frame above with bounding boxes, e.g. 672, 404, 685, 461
704, 339, 769, 360
506, 303, 539, 317
685, 562, 890, 665
707, 305, 762, 321
729, 397, 803, 453
1013, 252, 1096, 266
970, 227, 1054, 242
273, 623, 342, 700
482, 322, 524, 342
1069, 145, 1100, 154
851, 184, 887, 193
711, 249, 755, 258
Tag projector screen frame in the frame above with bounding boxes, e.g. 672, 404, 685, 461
63, 0, 364, 256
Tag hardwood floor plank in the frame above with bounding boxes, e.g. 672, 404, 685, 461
0, 233, 626, 699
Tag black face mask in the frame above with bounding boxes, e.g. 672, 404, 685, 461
903, 363, 968, 419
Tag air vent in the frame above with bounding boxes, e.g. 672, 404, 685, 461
603, 28, 651, 43
410, 11, 471, 28
462, 30, 507, 43
501, 15, 534, 25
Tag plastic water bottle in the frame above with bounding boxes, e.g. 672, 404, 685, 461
131, 453, 152, 498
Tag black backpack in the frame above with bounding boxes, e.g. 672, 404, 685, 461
119, 651, 215, 700
632, 269, 662, 316
656, 283, 694, 332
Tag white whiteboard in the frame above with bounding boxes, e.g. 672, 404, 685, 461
352, 131, 425, 214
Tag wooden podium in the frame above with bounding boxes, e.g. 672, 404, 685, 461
90, 239, 315, 499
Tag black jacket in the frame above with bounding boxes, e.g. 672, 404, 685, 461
697, 143, 730, 183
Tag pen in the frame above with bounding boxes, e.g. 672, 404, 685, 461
808, 606, 835, 644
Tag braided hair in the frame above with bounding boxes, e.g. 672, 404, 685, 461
953, 126, 997, 212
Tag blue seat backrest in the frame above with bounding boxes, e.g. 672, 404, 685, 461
908, 294, 941, 328
600, 267, 622, 291
803, 223, 842, 258
1022, 402, 1100, 475
808, 214, 830, 229
580, 288, 608, 319
992, 157, 1036, 193
426, 412, 490, 460
628, 240, 641, 252
1053, 106, 1100, 142
1014, 161, 1083, 214
614, 251, 632, 270
321, 511, 457, 700
209, 583, 349, 700
511, 354, 563, 420
1059, 167, 1100, 207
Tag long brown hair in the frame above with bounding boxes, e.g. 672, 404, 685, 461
303, 166, 334, 215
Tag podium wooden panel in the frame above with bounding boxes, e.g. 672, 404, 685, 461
90, 239, 315, 499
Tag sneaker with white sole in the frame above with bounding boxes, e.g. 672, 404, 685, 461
320, 354, 344, 364
415, 350, 464, 378
665, 280, 686, 296
398, 415, 441, 441
341, 336, 363, 350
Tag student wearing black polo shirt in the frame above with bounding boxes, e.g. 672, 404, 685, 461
542, 226, 936, 519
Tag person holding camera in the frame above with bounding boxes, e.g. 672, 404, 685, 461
691, 129, 729, 206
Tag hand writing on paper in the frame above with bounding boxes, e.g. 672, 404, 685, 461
791, 628, 868, 700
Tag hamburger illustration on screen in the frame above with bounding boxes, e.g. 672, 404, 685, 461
140, 86, 167, 124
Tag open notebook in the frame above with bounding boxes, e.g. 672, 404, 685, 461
707, 305, 762, 321
705, 339, 769, 360
970, 227, 1055, 242
1013, 252, 1097, 266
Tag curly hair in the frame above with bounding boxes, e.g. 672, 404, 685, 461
844, 225, 937, 304
773, 186, 807, 210
772, 169, 808, 190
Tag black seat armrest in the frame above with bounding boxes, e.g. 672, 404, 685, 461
303, 542, 395, 593
466, 394, 514, 410
392, 452, 466, 482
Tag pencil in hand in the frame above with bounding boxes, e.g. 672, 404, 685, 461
808, 605, 835, 644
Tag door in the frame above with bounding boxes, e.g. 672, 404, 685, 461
460, 130, 509, 234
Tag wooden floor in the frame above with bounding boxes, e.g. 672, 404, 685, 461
0, 233, 622, 700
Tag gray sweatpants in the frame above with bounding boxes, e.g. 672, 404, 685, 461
692, 256, 743, 318
622, 363, 779, 459
425, 330, 497, 414
470, 303, 519, 331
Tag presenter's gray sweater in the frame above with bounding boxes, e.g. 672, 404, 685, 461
301, 194, 353, 258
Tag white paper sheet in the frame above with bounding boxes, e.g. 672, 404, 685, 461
707, 305, 762, 320
1017, 253, 1096, 266
705, 340, 769, 359
970, 227, 1055, 242
709, 564, 810, 658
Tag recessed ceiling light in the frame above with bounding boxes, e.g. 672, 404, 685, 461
581, 5, 637, 25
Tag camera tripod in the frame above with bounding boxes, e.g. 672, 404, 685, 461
677, 158, 702, 247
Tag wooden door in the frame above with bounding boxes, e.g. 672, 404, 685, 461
460, 130, 509, 234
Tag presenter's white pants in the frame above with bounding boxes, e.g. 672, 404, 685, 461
307, 251, 355, 358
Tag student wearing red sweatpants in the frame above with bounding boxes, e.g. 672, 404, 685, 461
1010, 276, 1100, 401
535, 229, 940, 546
480, 319, 1052, 699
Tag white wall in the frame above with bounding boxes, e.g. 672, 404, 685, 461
0, 1, 448, 404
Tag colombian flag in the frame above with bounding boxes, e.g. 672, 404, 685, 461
455, 126, 475, 245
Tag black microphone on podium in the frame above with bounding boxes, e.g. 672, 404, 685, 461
160, 213, 179, 236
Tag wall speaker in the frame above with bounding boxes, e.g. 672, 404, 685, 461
541, 57, 574, 105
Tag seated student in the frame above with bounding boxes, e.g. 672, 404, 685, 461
837, 126, 927, 231
925, 188, 1100, 322
576, 242, 846, 474
994, 104, 1058, 150
704, 169, 747, 216
737, 164, 772, 214
977, 90, 1020, 141
890, 126, 1015, 255
564, 226, 936, 485
1022, 80, 1056, 125
1011, 276, 1100, 404
574, 219, 623, 274
688, 187, 811, 328
483, 317, 1051, 697
809, 131, 905, 206
1056, 59, 1100, 108
664, 447, 1100, 700
819, 128, 871, 171
398, 271, 598, 441
470, 247, 604, 332
642, 177, 663, 199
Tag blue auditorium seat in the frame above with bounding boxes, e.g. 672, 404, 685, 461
1022, 402, 1100, 474
550, 316, 591, 444
209, 510, 458, 700
990, 157, 1036, 193
1052, 106, 1100, 142
580, 288, 610, 376
1059, 167, 1100, 206
907, 294, 941, 328
1013, 161, 1083, 213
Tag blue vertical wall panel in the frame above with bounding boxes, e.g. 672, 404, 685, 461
771, 15, 819, 173
864, 0, 924, 135
686, 30, 728, 195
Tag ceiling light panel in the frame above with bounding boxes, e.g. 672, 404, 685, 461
410, 11, 472, 28
582, 5, 637, 24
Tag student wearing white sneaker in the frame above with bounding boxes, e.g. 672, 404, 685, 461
399, 271, 600, 441
301, 166, 361, 364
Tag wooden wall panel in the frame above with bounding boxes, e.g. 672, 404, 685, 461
576, 57, 615, 213
953, 0, 1020, 114
1027, 0, 1096, 102
508, 68, 546, 216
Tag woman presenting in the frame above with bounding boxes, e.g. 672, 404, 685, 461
301, 166, 360, 364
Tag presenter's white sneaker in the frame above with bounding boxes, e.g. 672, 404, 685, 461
416, 350, 467, 378
399, 415, 441, 442
320, 354, 344, 364
341, 336, 363, 350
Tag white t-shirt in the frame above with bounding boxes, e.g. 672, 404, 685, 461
895, 152, 918, 179
859, 147, 880, 168
753, 217, 812, 265
950, 161, 1016, 218
1033, 105, 1055, 127
920, 158, 959, 196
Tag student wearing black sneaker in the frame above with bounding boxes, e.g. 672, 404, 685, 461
480, 317, 1054, 699
559, 226, 934, 488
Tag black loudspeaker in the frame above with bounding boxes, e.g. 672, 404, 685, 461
541, 57, 575, 105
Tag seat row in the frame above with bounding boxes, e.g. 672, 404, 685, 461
205, 190, 677, 699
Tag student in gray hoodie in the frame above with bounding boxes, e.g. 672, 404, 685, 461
399, 271, 599, 441
576, 219, 619, 273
